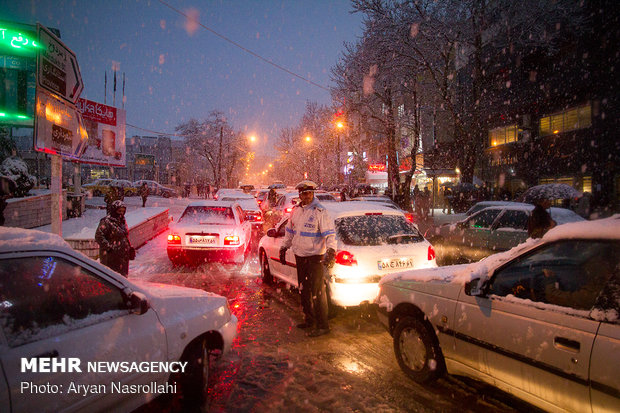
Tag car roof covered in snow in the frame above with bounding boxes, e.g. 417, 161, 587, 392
186, 200, 238, 208
0, 227, 74, 254
322, 201, 405, 218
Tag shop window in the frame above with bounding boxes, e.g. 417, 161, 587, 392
539, 104, 592, 136
488, 125, 518, 147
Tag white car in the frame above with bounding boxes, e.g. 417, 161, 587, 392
167, 200, 252, 265
219, 194, 263, 234
270, 191, 337, 223
213, 188, 244, 200
258, 201, 437, 307
0, 227, 237, 412
376, 215, 620, 413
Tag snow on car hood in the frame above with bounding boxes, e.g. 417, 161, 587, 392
131, 280, 228, 315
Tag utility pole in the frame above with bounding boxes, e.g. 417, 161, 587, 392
217, 126, 223, 188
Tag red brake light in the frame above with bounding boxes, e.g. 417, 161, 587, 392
285, 207, 293, 213
257, 199, 262, 205
335, 250, 357, 266
428, 245, 436, 261
167, 234, 181, 244
404, 213, 415, 223
224, 235, 240, 245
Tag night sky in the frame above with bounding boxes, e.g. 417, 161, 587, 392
1, 0, 363, 153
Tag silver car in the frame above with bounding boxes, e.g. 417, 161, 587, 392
427, 205, 585, 264
377, 215, 620, 412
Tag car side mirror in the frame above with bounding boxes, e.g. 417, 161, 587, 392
267, 228, 277, 237
129, 291, 149, 315
464, 278, 484, 297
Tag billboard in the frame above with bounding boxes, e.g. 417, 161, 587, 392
76, 98, 126, 167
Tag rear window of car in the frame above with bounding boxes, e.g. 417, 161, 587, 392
336, 215, 424, 246
316, 194, 336, 201
179, 206, 235, 225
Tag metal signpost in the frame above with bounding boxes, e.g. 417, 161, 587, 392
34, 23, 86, 235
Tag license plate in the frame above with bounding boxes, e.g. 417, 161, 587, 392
377, 258, 414, 270
188, 235, 217, 245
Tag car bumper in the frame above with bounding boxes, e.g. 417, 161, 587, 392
219, 314, 238, 354
328, 280, 380, 307
167, 245, 245, 263
376, 305, 390, 333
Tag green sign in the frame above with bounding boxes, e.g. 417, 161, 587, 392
0, 26, 40, 56
0, 24, 37, 126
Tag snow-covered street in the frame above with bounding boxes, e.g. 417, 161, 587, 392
129, 229, 539, 412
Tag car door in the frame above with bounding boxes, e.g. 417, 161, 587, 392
0, 252, 167, 413
456, 240, 615, 412
488, 209, 529, 252
588, 258, 620, 412
266, 219, 297, 285
449, 209, 501, 261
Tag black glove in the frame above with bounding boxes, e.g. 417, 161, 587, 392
279, 247, 287, 264
322, 248, 336, 269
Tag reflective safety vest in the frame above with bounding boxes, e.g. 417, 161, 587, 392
282, 198, 336, 257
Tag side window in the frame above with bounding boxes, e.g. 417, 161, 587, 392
467, 209, 501, 229
277, 219, 288, 237
488, 240, 619, 311
0, 256, 127, 347
495, 210, 529, 230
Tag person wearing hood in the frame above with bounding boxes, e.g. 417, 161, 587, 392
279, 180, 337, 337
95, 200, 136, 276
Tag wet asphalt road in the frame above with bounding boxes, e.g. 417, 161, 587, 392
134, 237, 540, 413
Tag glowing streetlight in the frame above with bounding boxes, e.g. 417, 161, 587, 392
305, 136, 311, 143
336, 121, 344, 129
268, 163, 273, 168
249, 135, 257, 143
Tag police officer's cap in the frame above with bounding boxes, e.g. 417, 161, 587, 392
295, 180, 318, 192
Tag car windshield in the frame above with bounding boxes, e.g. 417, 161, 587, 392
336, 215, 424, 246
178, 206, 235, 225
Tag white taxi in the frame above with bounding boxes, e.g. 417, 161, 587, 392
167, 200, 252, 265
258, 202, 437, 307
0, 227, 237, 412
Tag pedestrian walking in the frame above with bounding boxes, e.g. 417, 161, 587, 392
139, 182, 149, 207
444, 187, 453, 214
95, 200, 135, 277
527, 198, 557, 238
279, 180, 336, 337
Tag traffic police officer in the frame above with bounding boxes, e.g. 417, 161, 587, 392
279, 180, 336, 337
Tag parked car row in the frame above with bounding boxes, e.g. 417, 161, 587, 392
82, 179, 176, 198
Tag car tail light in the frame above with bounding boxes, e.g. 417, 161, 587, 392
336, 250, 357, 266
167, 234, 181, 244
285, 207, 293, 213
224, 235, 240, 245
257, 199, 262, 205
428, 245, 436, 261
404, 213, 415, 223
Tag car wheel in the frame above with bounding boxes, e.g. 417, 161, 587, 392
180, 339, 211, 404
260, 249, 273, 284
393, 316, 445, 384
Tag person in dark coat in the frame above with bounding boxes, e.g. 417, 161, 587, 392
527, 198, 557, 238
95, 200, 135, 277
139, 183, 149, 207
